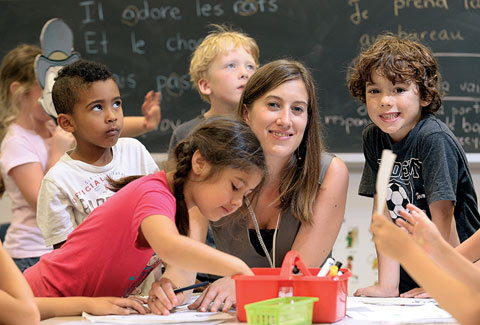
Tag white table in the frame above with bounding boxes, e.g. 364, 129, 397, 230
40, 297, 458, 325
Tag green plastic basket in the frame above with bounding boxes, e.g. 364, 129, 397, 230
244, 296, 319, 325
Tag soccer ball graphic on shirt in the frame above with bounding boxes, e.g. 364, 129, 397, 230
386, 182, 410, 219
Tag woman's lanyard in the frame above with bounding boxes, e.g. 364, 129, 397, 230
245, 197, 281, 268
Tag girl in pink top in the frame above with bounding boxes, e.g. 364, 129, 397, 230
24, 117, 265, 315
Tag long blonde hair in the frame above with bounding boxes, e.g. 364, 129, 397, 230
0, 44, 42, 196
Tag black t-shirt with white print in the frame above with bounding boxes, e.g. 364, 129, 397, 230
359, 114, 480, 293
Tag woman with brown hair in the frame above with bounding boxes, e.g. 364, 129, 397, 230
153, 59, 349, 314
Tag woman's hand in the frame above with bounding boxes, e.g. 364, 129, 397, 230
188, 277, 236, 312
147, 278, 185, 315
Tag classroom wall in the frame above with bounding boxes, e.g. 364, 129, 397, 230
0, 157, 479, 295
332, 161, 377, 295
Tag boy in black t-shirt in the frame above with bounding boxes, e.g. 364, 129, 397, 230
347, 33, 480, 297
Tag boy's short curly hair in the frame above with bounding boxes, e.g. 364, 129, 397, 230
52, 59, 113, 115
189, 24, 259, 103
347, 33, 442, 115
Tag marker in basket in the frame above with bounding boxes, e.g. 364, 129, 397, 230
317, 257, 335, 277
173, 281, 209, 294
329, 261, 343, 277
336, 261, 344, 276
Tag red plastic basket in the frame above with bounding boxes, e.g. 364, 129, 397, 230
234, 251, 351, 323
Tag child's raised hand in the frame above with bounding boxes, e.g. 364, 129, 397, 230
50, 126, 75, 151
188, 276, 236, 313
147, 278, 182, 315
141, 90, 161, 131
48, 126, 75, 167
397, 204, 442, 256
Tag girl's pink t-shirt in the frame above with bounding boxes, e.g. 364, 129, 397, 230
0, 124, 52, 258
24, 171, 175, 297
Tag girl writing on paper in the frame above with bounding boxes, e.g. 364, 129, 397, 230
24, 118, 265, 316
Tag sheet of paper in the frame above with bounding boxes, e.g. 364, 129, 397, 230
82, 310, 233, 324
349, 296, 438, 306
376, 149, 397, 214
82, 293, 235, 324
346, 297, 455, 323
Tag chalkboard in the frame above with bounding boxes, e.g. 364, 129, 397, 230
1, 0, 479, 153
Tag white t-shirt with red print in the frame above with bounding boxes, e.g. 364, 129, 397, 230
37, 137, 158, 247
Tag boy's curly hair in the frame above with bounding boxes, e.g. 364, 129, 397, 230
347, 33, 442, 115
52, 59, 113, 115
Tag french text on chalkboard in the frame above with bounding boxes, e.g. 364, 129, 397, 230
1, 0, 478, 153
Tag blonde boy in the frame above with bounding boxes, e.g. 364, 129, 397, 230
167, 25, 258, 283
168, 24, 259, 151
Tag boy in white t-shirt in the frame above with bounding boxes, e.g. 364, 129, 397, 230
37, 60, 159, 249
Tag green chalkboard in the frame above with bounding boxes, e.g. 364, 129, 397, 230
1, 0, 479, 153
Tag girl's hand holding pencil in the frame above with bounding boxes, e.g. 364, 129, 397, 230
147, 278, 181, 315
146, 278, 209, 315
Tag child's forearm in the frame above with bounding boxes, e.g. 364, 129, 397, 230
429, 237, 480, 292
456, 230, 480, 263
377, 248, 400, 295
0, 292, 39, 324
0, 246, 35, 301
47, 151, 65, 171
0, 246, 40, 324
121, 117, 149, 137
35, 297, 85, 319
161, 266, 197, 304
430, 200, 456, 245
163, 235, 253, 277
143, 215, 252, 279
371, 197, 400, 295
401, 244, 480, 325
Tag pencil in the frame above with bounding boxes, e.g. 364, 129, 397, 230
173, 281, 209, 294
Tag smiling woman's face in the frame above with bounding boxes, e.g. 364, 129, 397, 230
243, 79, 308, 160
